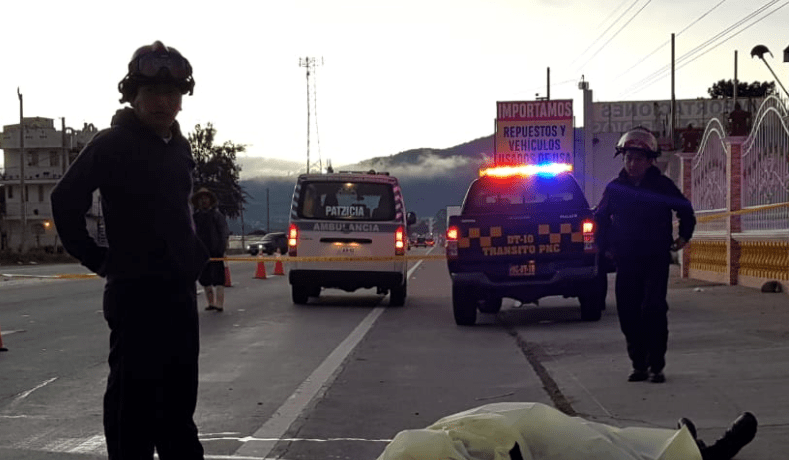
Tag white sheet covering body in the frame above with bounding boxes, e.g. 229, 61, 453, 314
377, 402, 701, 460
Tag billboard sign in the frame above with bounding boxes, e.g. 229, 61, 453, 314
495, 100, 573, 166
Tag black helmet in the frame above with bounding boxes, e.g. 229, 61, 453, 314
118, 41, 195, 103
615, 127, 661, 158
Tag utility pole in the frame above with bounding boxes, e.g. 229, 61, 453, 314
240, 206, 245, 251
546, 67, 550, 100
17, 88, 27, 253
266, 187, 270, 232
298, 56, 323, 173
670, 33, 676, 149
734, 50, 739, 106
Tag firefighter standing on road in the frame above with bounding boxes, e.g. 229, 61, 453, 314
51, 41, 207, 459
594, 127, 696, 384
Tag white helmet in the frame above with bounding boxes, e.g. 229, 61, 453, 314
615, 127, 660, 158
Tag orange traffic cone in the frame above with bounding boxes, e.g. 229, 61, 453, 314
0, 322, 7, 352
273, 254, 285, 276
224, 262, 233, 287
254, 256, 267, 279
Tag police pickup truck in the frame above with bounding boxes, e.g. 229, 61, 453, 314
445, 163, 607, 325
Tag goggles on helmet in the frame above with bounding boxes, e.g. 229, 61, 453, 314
119, 41, 195, 102
131, 50, 192, 80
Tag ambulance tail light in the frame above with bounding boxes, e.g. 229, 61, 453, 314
395, 226, 405, 256
582, 219, 595, 252
288, 223, 298, 257
446, 225, 459, 259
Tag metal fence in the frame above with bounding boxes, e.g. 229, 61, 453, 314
741, 96, 789, 232
692, 117, 728, 234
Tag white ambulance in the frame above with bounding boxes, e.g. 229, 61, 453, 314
287, 170, 416, 305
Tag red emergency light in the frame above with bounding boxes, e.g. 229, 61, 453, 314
479, 162, 572, 178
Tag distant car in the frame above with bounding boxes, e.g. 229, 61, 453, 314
247, 239, 265, 255
248, 232, 288, 255
425, 235, 435, 246
414, 236, 427, 247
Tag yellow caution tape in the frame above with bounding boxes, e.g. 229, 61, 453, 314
12, 201, 787, 280
694, 201, 789, 223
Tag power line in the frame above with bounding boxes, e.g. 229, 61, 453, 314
595, 0, 631, 29
621, 0, 782, 95
570, 0, 640, 68
611, 0, 728, 83
574, 0, 654, 72
618, 0, 786, 98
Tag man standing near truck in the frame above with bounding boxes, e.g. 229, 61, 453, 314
595, 127, 695, 384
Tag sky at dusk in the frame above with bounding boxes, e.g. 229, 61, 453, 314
0, 0, 787, 178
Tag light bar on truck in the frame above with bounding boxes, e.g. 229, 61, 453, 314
479, 162, 572, 178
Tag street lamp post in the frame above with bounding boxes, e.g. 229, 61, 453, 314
17, 88, 27, 254
751, 45, 789, 99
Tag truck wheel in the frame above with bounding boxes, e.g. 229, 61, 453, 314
579, 296, 602, 321
292, 284, 309, 305
452, 284, 477, 326
479, 295, 502, 314
389, 280, 407, 307
597, 273, 608, 310
309, 285, 321, 298
579, 276, 606, 321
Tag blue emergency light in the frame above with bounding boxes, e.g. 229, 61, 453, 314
479, 162, 573, 178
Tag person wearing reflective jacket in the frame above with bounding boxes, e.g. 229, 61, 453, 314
594, 127, 696, 384
51, 41, 208, 459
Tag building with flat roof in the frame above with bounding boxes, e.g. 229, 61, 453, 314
0, 117, 99, 251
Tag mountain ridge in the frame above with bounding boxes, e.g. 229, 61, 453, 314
231, 134, 494, 234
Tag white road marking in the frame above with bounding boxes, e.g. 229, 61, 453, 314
6, 258, 429, 459
234, 259, 421, 458
13, 377, 57, 403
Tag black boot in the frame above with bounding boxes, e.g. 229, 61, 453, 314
700, 412, 757, 460
677, 417, 698, 440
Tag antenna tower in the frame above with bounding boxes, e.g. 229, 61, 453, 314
299, 56, 324, 173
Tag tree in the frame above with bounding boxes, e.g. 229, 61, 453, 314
188, 123, 248, 218
707, 79, 776, 99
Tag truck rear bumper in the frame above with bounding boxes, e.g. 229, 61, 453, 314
450, 266, 597, 302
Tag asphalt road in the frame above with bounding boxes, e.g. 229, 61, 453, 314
0, 250, 786, 459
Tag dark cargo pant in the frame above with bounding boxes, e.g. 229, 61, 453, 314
103, 277, 204, 460
614, 253, 671, 373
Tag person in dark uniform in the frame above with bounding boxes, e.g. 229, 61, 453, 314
594, 127, 696, 384
192, 187, 230, 311
51, 41, 208, 459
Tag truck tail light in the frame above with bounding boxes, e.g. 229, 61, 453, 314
582, 219, 595, 252
288, 223, 298, 257
446, 226, 459, 259
395, 226, 405, 256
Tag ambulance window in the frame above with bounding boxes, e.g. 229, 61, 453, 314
298, 181, 395, 221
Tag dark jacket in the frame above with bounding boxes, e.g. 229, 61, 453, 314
594, 165, 695, 258
193, 207, 229, 258
51, 108, 209, 281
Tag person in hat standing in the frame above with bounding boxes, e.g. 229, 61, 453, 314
51, 41, 208, 459
192, 187, 230, 311
594, 127, 695, 384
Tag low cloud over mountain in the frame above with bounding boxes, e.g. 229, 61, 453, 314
230, 135, 493, 235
